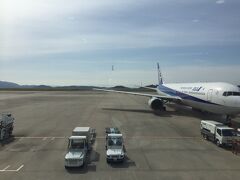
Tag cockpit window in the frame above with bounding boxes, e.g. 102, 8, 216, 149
223, 91, 240, 96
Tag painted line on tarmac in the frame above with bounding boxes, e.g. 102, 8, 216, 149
125, 136, 200, 139
16, 165, 24, 171
14, 136, 200, 140
0, 165, 10, 171
15, 136, 65, 139
94, 136, 200, 140
0, 164, 24, 172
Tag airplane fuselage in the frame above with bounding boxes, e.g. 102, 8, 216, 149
157, 82, 240, 116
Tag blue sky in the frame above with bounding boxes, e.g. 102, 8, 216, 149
0, 0, 240, 86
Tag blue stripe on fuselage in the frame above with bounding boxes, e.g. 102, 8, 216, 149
158, 84, 219, 105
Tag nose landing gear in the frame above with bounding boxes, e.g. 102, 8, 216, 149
225, 115, 232, 126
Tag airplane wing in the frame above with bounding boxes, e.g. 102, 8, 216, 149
141, 86, 157, 90
93, 88, 181, 102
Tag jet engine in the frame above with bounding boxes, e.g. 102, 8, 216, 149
148, 97, 164, 111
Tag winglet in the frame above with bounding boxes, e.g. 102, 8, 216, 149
157, 63, 163, 85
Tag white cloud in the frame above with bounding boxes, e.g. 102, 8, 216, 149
1, 25, 239, 60
1, 0, 240, 61
0, 0, 141, 23
216, 0, 225, 4
192, 19, 199, 23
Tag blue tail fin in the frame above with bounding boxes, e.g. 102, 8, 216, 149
157, 63, 163, 85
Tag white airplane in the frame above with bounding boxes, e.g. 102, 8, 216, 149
95, 63, 240, 122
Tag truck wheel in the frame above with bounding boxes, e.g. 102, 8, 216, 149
82, 158, 87, 167
106, 159, 110, 163
203, 134, 208, 140
9, 130, 12, 136
216, 140, 221, 147
205, 135, 208, 140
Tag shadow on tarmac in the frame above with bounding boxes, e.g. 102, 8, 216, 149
0, 136, 16, 147
102, 104, 240, 128
102, 108, 171, 117
89, 150, 100, 162
102, 106, 207, 119
65, 164, 96, 174
108, 156, 136, 168
65, 150, 100, 174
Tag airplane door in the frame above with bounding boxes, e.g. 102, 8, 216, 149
207, 89, 213, 101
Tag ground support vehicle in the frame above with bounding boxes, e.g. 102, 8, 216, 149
105, 127, 121, 135
106, 133, 125, 163
64, 127, 95, 168
0, 113, 14, 141
200, 120, 237, 147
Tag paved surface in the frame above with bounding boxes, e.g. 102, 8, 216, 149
0, 91, 240, 180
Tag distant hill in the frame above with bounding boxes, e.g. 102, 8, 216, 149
21, 85, 52, 89
0, 81, 53, 89
0, 81, 52, 89
112, 85, 128, 89
0, 80, 100, 90
54, 86, 99, 90
0, 81, 20, 88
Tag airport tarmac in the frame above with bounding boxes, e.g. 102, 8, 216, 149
0, 91, 240, 180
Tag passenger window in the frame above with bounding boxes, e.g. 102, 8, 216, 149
233, 92, 240, 96
217, 129, 221, 136
222, 91, 239, 96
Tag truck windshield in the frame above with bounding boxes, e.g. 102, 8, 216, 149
108, 137, 122, 146
222, 129, 234, 136
70, 140, 85, 149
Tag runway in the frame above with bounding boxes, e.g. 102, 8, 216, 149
0, 91, 240, 180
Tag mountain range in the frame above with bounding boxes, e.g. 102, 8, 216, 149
0, 80, 239, 90
0, 81, 52, 89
